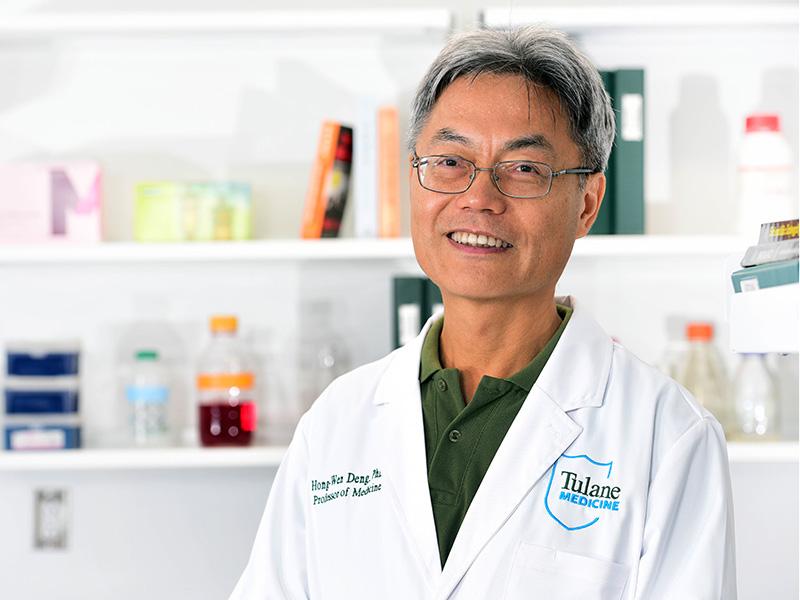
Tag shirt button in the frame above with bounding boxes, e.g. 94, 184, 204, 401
448, 430, 462, 443
437, 379, 448, 392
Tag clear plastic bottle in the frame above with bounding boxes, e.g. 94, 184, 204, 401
737, 113, 795, 240
677, 322, 735, 437
731, 353, 780, 441
298, 300, 350, 415
196, 315, 257, 447
125, 349, 171, 447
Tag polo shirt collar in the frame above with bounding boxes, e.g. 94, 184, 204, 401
417, 303, 573, 391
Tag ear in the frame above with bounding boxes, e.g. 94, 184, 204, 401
575, 173, 606, 239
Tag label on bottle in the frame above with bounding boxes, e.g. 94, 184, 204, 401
240, 402, 257, 432
126, 385, 169, 404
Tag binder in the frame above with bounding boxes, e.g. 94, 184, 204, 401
424, 279, 444, 321
731, 259, 799, 293
590, 70, 616, 236
611, 69, 645, 234
392, 277, 426, 349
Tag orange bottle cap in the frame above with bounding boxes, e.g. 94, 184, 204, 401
210, 315, 238, 333
197, 372, 254, 390
686, 322, 714, 341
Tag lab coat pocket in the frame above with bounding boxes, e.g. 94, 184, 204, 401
503, 542, 629, 600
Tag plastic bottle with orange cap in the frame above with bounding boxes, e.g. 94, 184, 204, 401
676, 322, 736, 437
196, 315, 257, 447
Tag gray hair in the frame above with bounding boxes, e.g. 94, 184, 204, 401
408, 27, 616, 174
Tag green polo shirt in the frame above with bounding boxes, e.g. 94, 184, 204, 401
419, 303, 573, 567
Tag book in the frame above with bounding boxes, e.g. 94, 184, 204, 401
301, 121, 340, 239
378, 106, 401, 238
321, 126, 353, 238
740, 219, 799, 267
354, 97, 379, 238
731, 259, 799, 293
0, 162, 102, 243
134, 182, 251, 242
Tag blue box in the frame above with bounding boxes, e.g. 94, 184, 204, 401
5, 387, 79, 414
4, 423, 81, 450
6, 342, 80, 377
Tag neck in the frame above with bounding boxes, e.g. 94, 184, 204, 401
439, 292, 562, 403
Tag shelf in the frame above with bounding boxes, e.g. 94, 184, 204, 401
481, 4, 799, 30
0, 441, 794, 471
0, 236, 752, 264
0, 9, 453, 36
0, 445, 288, 471
726, 441, 799, 463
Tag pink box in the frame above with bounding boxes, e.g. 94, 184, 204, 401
0, 162, 102, 243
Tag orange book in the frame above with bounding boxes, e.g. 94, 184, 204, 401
301, 121, 340, 239
378, 106, 400, 238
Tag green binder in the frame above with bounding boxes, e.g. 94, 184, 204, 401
424, 279, 443, 322
591, 70, 616, 236
392, 277, 426, 349
731, 259, 799, 293
611, 69, 645, 234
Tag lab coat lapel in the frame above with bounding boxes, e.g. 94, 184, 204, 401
437, 297, 614, 599
373, 319, 442, 590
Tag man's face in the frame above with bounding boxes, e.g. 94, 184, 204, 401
410, 73, 604, 304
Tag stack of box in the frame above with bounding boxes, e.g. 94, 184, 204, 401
732, 219, 799, 293
3, 341, 82, 451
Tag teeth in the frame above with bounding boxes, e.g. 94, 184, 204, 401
449, 231, 512, 249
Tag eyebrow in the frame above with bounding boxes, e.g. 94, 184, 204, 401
502, 134, 555, 155
428, 129, 555, 156
430, 128, 474, 147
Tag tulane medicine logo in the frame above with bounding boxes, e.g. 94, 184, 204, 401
544, 454, 622, 531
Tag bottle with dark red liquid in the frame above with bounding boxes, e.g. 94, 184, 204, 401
196, 315, 256, 447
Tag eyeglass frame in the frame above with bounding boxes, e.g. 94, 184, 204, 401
410, 152, 600, 199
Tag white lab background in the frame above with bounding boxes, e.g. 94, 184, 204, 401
0, 0, 797, 599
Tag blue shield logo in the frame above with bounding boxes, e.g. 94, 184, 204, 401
544, 454, 617, 531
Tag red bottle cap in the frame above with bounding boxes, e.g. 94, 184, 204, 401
746, 114, 780, 133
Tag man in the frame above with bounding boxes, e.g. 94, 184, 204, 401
231, 27, 737, 599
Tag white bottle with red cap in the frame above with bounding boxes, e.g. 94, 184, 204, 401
737, 113, 795, 240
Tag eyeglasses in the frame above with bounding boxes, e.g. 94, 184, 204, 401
411, 153, 598, 199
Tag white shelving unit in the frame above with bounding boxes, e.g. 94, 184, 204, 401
0, 441, 794, 471
0, 9, 453, 36
0, 446, 288, 471
0, 235, 752, 264
481, 4, 799, 30
728, 283, 800, 354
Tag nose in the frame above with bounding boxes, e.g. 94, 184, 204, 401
454, 167, 507, 214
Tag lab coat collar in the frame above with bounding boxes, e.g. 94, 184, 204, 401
372, 295, 614, 597
373, 294, 613, 414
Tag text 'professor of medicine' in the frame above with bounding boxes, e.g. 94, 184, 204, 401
230, 26, 737, 600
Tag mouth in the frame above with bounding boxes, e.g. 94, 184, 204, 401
447, 230, 513, 249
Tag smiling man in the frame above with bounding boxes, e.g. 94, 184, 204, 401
231, 27, 737, 600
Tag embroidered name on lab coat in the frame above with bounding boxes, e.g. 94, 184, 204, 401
310, 468, 383, 506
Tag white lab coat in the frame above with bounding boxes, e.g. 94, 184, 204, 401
231, 295, 737, 600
